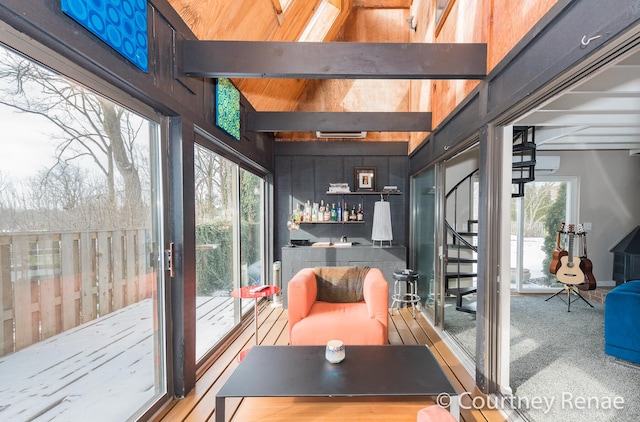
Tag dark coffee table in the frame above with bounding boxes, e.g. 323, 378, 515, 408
215, 345, 459, 421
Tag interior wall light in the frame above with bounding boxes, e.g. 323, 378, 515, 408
406, 16, 417, 32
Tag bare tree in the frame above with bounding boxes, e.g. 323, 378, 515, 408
194, 146, 234, 221
523, 182, 556, 236
0, 49, 145, 227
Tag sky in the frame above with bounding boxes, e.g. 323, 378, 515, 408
0, 105, 58, 181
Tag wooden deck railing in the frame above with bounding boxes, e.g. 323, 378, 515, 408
0, 229, 155, 356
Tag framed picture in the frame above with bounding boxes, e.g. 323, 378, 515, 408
354, 167, 376, 191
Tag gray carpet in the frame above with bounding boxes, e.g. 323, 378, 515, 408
443, 294, 640, 421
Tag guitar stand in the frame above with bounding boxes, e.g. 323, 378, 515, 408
545, 284, 594, 312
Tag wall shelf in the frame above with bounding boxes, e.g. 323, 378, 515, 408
326, 191, 402, 195
299, 221, 364, 225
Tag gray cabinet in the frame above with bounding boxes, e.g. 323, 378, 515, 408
281, 245, 407, 307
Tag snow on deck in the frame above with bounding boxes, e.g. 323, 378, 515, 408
0, 295, 241, 421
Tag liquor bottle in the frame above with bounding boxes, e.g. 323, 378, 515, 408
349, 205, 357, 221
311, 202, 318, 222
357, 203, 364, 222
343, 202, 349, 222
323, 200, 331, 221
304, 200, 311, 222
330, 203, 337, 221
319, 200, 325, 221
293, 203, 300, 222
337, 202, 342, 221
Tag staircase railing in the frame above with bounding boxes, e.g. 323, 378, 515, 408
443, 126, 537, 314
444, 169, 479, 314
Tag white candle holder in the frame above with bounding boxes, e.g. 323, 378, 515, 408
325, 340, 345, 363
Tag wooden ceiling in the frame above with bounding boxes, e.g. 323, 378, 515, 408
168, 0, 418, 142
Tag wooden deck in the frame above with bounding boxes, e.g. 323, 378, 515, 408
0, 296, 252, 421
153, 303, 507, 422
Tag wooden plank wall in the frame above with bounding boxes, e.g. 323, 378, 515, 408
0, 229, 154, 356
410, 0, 558, 152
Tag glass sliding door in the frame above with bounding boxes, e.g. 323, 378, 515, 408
412, 165, 440, 322
0, 45, 166, 420
194, 145, 240, 359
240, 169, 265, 288
193, 144, 265, 361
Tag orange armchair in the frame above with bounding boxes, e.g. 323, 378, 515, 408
287, 267, 389, 345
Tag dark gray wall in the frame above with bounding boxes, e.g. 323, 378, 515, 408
274, 142, 409, 261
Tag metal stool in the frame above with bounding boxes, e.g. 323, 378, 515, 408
391, 269, 420, 318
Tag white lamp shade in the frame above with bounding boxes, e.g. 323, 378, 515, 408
371, 200, 393, 242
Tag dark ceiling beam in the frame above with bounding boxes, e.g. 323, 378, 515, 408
246, 112, 432, 132
182, 41, 486, 79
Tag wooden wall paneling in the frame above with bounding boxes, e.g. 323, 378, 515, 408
431, 0, 484, 128
489, 0, 558, 70
408, 0, 436, 153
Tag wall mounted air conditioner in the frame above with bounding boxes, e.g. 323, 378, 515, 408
534, 155, 560, 175
315, 131, 367, 139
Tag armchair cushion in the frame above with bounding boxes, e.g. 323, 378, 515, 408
315, 266, 369, 303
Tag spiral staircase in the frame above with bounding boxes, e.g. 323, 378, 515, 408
444, 126, 536, 314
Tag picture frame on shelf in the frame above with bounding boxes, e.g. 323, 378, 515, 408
354, 167, 376, 191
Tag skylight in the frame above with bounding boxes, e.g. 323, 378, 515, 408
298, 0, 340, 42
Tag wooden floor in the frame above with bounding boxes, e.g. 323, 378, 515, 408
153, 303, 506, 422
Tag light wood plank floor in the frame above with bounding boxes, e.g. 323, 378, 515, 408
153, 303, 506, 422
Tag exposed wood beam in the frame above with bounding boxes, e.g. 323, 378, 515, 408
271, 0, 283, 14
182, 41, 486, 79
246, 112, 432, 132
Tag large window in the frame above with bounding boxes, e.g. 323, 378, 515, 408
0, 45, 165, 420
511, 178, 578, 292
194, 144, 265, 361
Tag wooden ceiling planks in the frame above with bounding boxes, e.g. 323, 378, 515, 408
280, 7, 414, 142
234, 0, 352, 112
353, 0, 413, 7
167, 0, 338, 112
170, 1, 424, 144
168, 0, 279, 41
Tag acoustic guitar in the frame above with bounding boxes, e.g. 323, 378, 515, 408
556, 224, 585, 285
549, 222, 568, 275
576, 224, 597, 291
